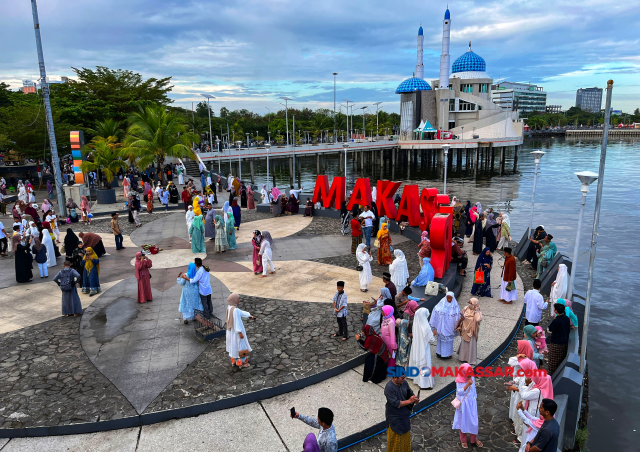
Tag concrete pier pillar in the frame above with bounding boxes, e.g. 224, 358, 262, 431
380, 150, 384, 167
392, 148, 396, 167
317, 153, 320, 174
490, 144, 495, 171
250, 158, 255, 184
289, 157, 294, 185
500, 146, 506, 174
513, 145, 519, 171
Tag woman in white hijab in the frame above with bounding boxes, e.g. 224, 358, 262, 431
497, 213, 511, 249
408, 307, 435, 389
28, 221, 39, 238
356, 243, 373, 292
226, 293, 257, 369
41, 227, 57, 268
371, 187, 377, 203
185, 205, 195, 242
18, 182, 28, 204
549, 263, 568, 304
389, 249, 410, 290
475, 202, 483, 215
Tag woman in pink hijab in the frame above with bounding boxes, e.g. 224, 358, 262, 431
80, 196, 91, 224
135, 252, 153, 303
453, 362, 482, 448
380, 305, 397, 368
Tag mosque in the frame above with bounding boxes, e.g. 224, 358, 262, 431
396, 8, 521, 140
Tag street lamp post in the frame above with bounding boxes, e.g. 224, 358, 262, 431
373, 102, 382, 140
333, 72, 338, 143
279, 97, 291, 146
236, 141, 243, 179
215, 137, 221, 174
580, 80, 614, 374
343, 99, 353, 141
567, 171, 598, 300
528, 150, 545, 236
360, 106, 367, 141
442, 144, 450, 194
342, 143, 349, 196
292, 114, 296, 186
265, 143, 271, 196
265, 107, 271, 133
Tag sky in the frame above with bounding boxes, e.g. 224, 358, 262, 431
1, 0, 640, 115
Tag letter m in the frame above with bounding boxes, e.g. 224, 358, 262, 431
312, 175, 345, 209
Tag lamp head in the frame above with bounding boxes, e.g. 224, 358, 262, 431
265, 143, 271, 150
342, 143, 349, 150
575, 171, 598, 193
441, 144, 451, 154
236, 140, 242, 146
530, 150, 545, 164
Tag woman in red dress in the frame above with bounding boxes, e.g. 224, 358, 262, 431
135, 252, 153, 303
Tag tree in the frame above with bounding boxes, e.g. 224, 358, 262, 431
196, 101, 214, 118
124, 106, 198, 184
85, 118, 125, 142
230, 122, 244, 143
49, 66, 173, 127
80, 137, 128, 189
220, 107, 229, 119
634, 108, 639, 115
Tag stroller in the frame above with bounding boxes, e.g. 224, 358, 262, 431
340, 210, 351, 235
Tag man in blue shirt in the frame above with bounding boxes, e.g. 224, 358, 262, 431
161, 189, 169, 211
292, 407, 337, 452
526, 399, 559, 452
181, 258, 212, 318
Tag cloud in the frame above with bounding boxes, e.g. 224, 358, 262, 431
1, 0, 639, 112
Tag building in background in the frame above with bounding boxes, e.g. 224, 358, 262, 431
490, 81, 547, 113
21, 80, 36, 94
575, 87, 603, 113
546, 105, 562, 114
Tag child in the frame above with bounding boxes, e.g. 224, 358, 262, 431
332, 281, 348, 341
81, 208, 89, 224
534, 326, 548, 354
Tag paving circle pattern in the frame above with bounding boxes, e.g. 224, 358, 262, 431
129, 249, 207, 268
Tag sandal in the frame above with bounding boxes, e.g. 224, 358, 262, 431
461, 442, 468, 449
474, 440, 483, 447
241, 363, 251, 368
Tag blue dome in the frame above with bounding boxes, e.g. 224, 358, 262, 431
444, 9, 450, 20
452, 50, 486, 73
418, 26, 423, 36
396, 77, 432, 94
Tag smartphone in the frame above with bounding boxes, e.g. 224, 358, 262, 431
290, 407, 296, 418
417, 389, 421, 399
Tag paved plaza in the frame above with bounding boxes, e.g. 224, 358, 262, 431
0, 208, 529, 451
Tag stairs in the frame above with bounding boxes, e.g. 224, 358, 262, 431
182, 158, 201, 180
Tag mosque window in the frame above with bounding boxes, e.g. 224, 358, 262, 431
449, 99, 456, 111
458, 100, 476, 111
479, 84, 489, 93
461, 84, 473, 93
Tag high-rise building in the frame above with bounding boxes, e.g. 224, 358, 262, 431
416, 26, 424, 80
576, 87, 603, 113
490, 81, 547, 112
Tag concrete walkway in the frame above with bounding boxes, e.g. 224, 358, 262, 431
0, 214, 523, 451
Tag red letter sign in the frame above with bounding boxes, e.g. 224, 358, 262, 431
347, 178, 372, 211
430, 213, 451, 278
395, 184, 420, 226
418, 187, 439, 231
312, 175, 345, 209
376, 180, 401, 218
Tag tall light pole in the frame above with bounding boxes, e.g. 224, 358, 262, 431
200, 92, 215, 154
360, 106, 368, 141
236, 141, 243, 179
373, 102, 382, 139
215, 137, 221, 174
580, 80, 613, 374
528, 150, 545, 236
30, 0, 66, 215
265, 107, 271, 133
265, 143, 271, 195
568, 171, 598, 300
343, 99, 353, 141
342, 143, 349, 196
333, 73, 338, 142
292, 114, 296, 185
279, 97, 291, 146
442, 144, 450, 194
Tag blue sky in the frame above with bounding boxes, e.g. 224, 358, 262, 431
1, 0, 639, 115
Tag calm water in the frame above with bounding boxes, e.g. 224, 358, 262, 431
218, 136, 640, 450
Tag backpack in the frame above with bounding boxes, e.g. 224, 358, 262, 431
60, 269, 74, 291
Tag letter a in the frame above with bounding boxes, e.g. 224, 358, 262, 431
347, 178, 372, 211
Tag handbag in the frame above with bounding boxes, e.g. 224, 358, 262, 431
356, 264, 363, 271
425, 281, 439, 296
239, 349, 250, 358
373, 238, 380, 247
506, 280, 516, 291
474, 268, 485, 284
452, 388, 470, 410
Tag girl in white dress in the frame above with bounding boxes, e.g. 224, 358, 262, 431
355, 244, 373, 292
389, 249, 410, 290
225, 293, 257, 369
408, 308, 435, 389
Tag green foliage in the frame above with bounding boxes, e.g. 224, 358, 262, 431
80, 137, 128, 188
124, 105, 198, 183
85, 118, 125, 142
196, 101, 214, 118
574, 426, 589, 451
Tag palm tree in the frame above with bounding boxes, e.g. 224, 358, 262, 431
230, 122, 244, 145
80, 137, 128, 189
310, 114, 330, 142
124, 106, 199, 183
86, 118, 125, 142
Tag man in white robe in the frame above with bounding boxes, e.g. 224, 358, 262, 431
430, 291, 461, 359
408, 308, 435, 389
185, 206, 195, 242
